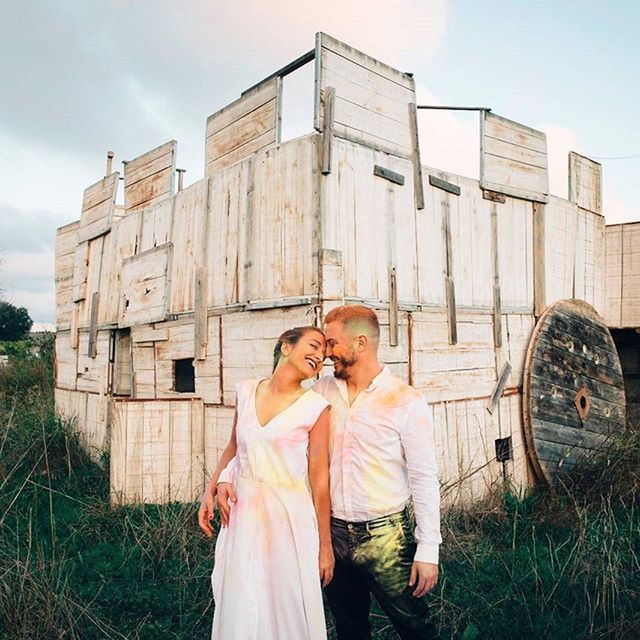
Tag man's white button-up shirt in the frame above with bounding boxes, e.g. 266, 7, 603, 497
313, 366, 441, 564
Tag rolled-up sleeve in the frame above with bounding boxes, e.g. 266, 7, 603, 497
401, 398, 442, 564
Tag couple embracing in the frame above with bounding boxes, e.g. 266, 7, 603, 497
198, 305, 441, 640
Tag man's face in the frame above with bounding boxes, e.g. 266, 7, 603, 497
324, 321, 359, 380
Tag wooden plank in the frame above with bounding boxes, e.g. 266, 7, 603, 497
206, 129, 275, 175
429, 174, 460, 196
318, 32, 414, 91
206, 99, 277, 162
481, 111, 548, 203
321, 86, 335, 175
408, 103, 425, 209
490, 203, 502, 347
569, 151, 602, 214
72, 241, 89, 302
124, 141, 176, 211
78, 172, 119, 242
533, 202, 546, 316
87, 292, 99, 358
373, 164, 405, 185
119, 243, 172, 328
110, 401, 127, 503
194, 267, 207, 361
206, 78, 278, 138
486, 360, 512, 414
389, 265, 398, 346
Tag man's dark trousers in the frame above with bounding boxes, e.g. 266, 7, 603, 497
324, 508, 440, 640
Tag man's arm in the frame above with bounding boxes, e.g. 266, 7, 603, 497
401, 396, 442, 595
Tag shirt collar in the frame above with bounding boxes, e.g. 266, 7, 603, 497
334, 364, 392, 402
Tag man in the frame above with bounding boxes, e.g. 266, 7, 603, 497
315, 305, 441, 640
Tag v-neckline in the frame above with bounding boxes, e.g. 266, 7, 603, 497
253, 379, 310, 428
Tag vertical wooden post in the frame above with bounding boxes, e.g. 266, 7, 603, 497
490, 202, 502, 348
176, 168, 186, 192
408, 102, 425, 210
533, 202, 546, 317
389, 265, 398, 346
442, 200, 457, 344
194, 268, 207, 361
88, 292, 99, 358
321, 87, 335, 175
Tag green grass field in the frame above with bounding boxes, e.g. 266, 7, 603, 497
0, 336, 638, 639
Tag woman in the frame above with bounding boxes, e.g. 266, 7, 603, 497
198, 326, 333, 640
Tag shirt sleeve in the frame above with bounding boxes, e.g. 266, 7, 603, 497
217, 456, 236, 485
400, 397, 442, 564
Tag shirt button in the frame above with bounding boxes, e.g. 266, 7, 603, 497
347, 524, 354, 531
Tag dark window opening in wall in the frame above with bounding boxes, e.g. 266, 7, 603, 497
174, 358, 195, 393
110, 329, 132, 396
495, 437, 513, 463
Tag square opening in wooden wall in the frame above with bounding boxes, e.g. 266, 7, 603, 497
174, 358, 195, 393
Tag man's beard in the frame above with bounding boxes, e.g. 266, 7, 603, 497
332, 354, 357, 380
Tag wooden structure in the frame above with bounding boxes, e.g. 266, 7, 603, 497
54, 33, 631, 504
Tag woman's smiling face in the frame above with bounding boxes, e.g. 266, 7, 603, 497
283, 329, 326, 379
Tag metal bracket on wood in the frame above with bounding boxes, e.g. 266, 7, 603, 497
374, 165, 405, 186
321, 87, 335, 175
408, 102, 425, 210
486, 361, 512, 414
429, 175, 461, 196
389, 265, 399, 346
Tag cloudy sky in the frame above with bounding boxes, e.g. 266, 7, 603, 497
2, 0, 639, 324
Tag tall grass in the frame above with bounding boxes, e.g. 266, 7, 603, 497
0, 336, 638, 639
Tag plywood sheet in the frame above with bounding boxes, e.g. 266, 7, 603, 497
54, 330, 78, 389
110, 398, 205, 503
119, 243, 172, 328
169, 180, 208, 313
124, 141, 176, 211
315, 32, 416, 158
481, 111, 548, 203
569, 152, 602, 214
205, 77, 279, 176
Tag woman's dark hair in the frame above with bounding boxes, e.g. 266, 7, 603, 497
272, 326, 324, 372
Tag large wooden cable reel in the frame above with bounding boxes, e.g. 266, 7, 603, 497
523, 299, 627, 483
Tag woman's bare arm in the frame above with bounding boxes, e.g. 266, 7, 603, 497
308, 406, 334, 586
198, 407, 238, 537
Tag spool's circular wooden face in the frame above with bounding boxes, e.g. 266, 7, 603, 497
523, 299, 626, 483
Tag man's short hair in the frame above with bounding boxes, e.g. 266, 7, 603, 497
324, 305, 380, 342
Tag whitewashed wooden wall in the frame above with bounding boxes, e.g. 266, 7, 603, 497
55, 32, 618, 507
605, 222, 640, 328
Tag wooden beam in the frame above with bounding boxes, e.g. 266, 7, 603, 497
389, 265, 398, 346
373, 165, 405, 186
486, 360, 512, 414
194, 268, 207, 361
429, 174, 461, 196
408, 102, 425, 210
533, 202, 546, 317
442, 200, 457, 344
490, 202, 502, 347
88, 292, 99, 358
321, 86, 335, 175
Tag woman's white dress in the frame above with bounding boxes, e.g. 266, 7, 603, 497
211, 379, 329, 640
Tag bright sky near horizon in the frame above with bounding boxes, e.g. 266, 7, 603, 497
1, 0, 639, 324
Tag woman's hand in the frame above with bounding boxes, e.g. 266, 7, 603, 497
319, 543, 335, 587
217, 482, 237, 527
198, 486, 216, 538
